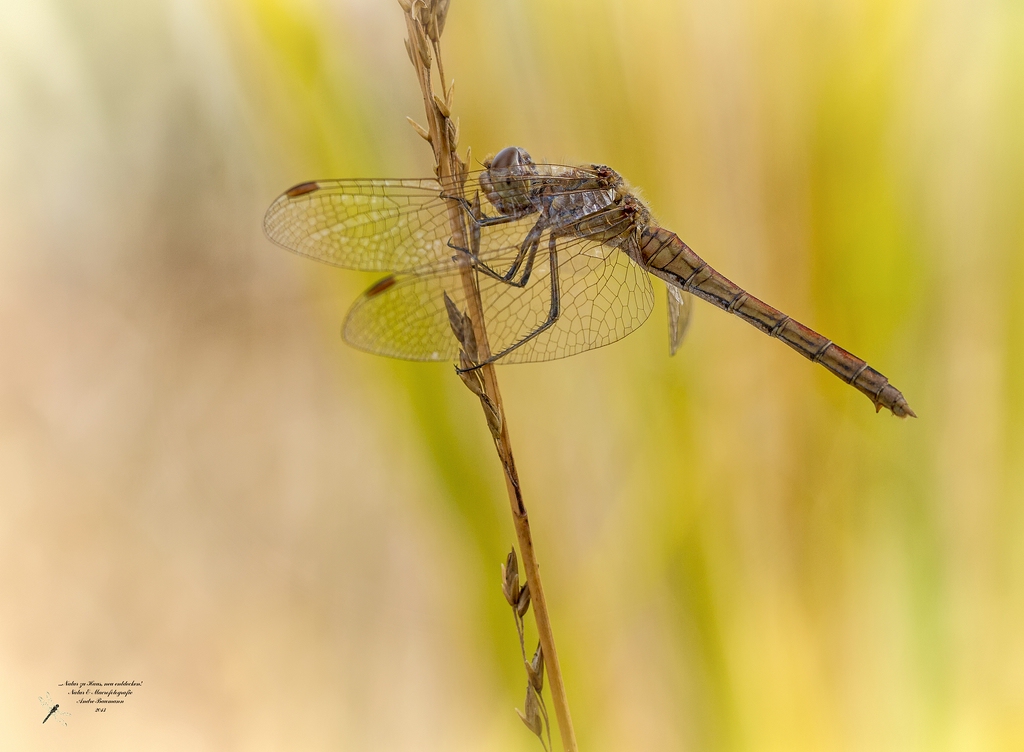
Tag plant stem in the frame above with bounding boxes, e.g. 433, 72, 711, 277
399, 3, 577, 750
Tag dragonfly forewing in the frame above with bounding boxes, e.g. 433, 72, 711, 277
263, 168, 623, 274
264, 178, 455, 273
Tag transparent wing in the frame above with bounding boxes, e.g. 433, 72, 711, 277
343, 228, 655, 364
263, 178, 452, 273
666, 283, 692, 355
263, 165, 620, 274
38, 694, 52, 710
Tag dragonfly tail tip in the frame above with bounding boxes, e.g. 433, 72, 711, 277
887, 398, 917, 419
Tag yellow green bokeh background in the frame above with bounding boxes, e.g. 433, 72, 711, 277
2, 1, 1022, 750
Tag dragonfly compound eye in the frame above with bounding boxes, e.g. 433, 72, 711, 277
480, 146, 537, 217
489, 146, 533, 170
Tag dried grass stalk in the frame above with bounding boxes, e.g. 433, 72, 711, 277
399, 2, 577, 750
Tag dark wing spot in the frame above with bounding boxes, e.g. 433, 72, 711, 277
285, 181, 320, 198
366, 275, 397, 297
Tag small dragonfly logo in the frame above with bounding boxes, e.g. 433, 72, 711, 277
39, 692, 70, 726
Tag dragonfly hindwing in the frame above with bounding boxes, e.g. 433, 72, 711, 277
667, 283, 692, 356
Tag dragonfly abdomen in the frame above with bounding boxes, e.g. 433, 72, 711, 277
637, 226, 915, 418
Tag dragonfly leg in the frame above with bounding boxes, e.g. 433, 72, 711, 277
445, 192, 546, 284
495, 221, 545, 287
448, 217, 545, 288
444, 194, 519, 261
456, 231, 562, 372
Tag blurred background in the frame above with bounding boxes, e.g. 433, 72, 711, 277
1, 0, 1021, 750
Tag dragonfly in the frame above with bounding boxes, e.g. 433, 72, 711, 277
264, 146, 914, 417
39, 693, 70, 726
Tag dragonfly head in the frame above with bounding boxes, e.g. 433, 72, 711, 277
480, 146, 538, 216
